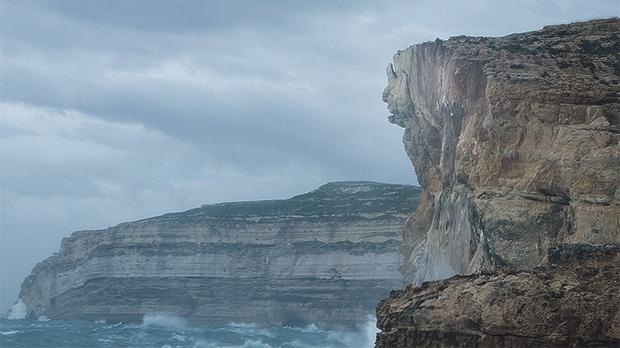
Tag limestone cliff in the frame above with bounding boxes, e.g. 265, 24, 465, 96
383, 18, 619, 284
377, 18, 619, 347
17, 181, 420, 325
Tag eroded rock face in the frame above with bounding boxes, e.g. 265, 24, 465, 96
384, 18, 620, 284
376, 244, 620, 347
17, 181, 420, 325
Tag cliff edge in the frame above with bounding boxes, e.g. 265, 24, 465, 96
384, 18, 619, 284
378, 18, 619, 347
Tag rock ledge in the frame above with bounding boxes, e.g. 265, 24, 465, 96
376, 244, 620, 347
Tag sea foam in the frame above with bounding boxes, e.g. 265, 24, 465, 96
326, 316, 377, 348
6, 299, 27, 320
0, 315, 378, 348
141, 313, 187, 330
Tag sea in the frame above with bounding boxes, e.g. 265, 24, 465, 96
0, 314, 377, 348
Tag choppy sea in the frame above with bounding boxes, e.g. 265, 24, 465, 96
0, 314, 377, 348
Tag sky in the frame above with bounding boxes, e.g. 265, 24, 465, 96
0, 0, 618, 313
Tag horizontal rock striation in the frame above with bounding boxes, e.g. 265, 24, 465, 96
384, 18, 619, 284
17, 181, 420, 325
376, 244, 620, 347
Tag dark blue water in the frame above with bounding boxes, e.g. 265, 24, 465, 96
0, 315, 376, 348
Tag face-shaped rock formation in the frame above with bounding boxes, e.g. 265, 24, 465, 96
376, 17, 619, 348
384, 18, 619, 284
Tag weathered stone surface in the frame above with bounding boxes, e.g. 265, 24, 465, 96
376, 244, 620, 347
17, 181, 420, 325
383, 18, 620, 284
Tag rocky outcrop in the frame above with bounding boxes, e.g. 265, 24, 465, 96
16, 181, 420, 325
383, 18, 619, 284
376, 244, 620, 347
377, 18, 619, 346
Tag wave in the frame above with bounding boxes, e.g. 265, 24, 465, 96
141, 313, 188, 330
193, 339, 272, 348
0, 315, 378, 348
326, 316, 377, 348
1, 330, 20, 336
227, 322, 258, 329
6, 299, 27, 320
298, 323, 322, 333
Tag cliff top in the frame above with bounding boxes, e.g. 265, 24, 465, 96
106, 181, 420, 228
399, 17, 618, 60
388, 18, 619, 126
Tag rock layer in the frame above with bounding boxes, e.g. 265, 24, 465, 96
376, 244, 620, 347
17, 181, 420, 325
383, 18, 620, 284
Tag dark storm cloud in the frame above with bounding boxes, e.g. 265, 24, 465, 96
2, 0, 387, 172
1, 0, 618, 311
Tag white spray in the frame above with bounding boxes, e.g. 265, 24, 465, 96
6, 299, 27, 320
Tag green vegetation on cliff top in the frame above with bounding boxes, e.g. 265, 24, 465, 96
132, 181, 420, 224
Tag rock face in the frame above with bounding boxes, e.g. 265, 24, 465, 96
17, 181, 420, 325
383, 18, 619, 284
377, 18, 620, 347
376, 244, 620, 347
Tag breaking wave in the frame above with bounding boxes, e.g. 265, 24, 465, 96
6, 299, 27, 320
142, 313, 188, 330
0, 315, 378, 347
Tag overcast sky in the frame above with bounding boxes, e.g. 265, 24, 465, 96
1, 0, 618, 312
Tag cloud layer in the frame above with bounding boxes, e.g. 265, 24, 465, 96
1, 0, 618, 311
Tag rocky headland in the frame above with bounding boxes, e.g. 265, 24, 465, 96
377, 244, 619, 347
377, 18, 619, 347
15, 181, 420, 325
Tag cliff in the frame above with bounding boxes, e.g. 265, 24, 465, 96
16, 181, 420, 325
383, 18, 619, 284
377, 18, 619, 346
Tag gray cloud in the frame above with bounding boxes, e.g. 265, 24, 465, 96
1, 0, 618, 311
